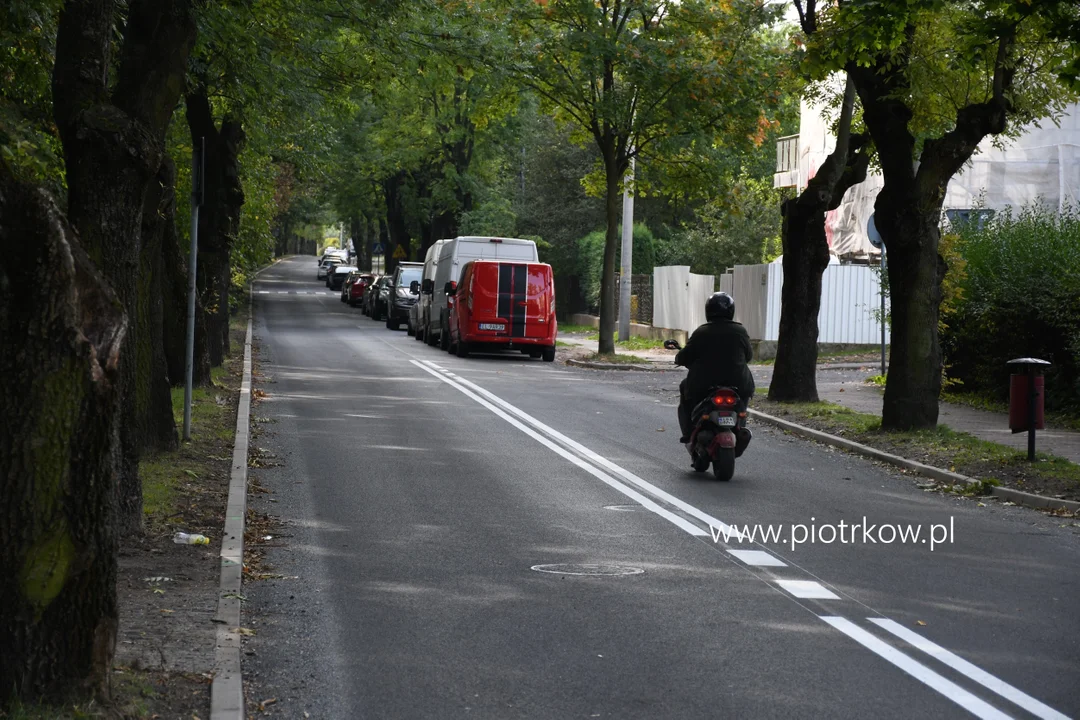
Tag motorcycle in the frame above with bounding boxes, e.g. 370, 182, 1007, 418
664, 339, 752, 481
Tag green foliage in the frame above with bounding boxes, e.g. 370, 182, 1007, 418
657, 173, 782, 275
944, 204, 1080, 412
460, 196, 518, 237
576, 224, 656, 311
0, 1, 64, 191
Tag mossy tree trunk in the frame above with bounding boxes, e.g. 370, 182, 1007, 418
186, 87, 245, 367
0, 162, 125, 705
52, 0, 197, 535
137, 159, 180, 451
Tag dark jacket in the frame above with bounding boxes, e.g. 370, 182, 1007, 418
676, 319, 755, 404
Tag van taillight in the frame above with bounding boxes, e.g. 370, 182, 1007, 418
488, 238, 502, 243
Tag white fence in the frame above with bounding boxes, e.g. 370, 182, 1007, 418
716, 263, 889, 343
652, 266, 716, 332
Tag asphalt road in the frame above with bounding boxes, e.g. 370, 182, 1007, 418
243, 256, 1080, 719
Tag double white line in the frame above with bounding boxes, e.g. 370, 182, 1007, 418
412, 358, 1069, 720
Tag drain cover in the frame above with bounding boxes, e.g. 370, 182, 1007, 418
531, 563, 644, 576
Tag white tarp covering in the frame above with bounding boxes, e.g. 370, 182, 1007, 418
797, 98, 1080, 256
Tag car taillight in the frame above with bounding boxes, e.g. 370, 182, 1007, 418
712, 391, 738, 407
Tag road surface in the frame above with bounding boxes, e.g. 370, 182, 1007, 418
242, 256, 1079, 719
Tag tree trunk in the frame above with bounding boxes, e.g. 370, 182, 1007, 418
52, 0, 198, 536
136, 160, 180, 451
0, 164, 124, 706
770, 78, 869, 402
187, 90, 245, 367
160, 156, 211, 388
876, 191, 946, 429
769, 206, 832, 402
849, 34, 1012, 429
598, 149, 621, 355
383, 172, 410, 274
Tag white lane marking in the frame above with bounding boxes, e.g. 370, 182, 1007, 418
728, 550, 787, 567
420, 361, 742, 540
821, 617, 1012, 720
777, 580, 840, 599
344, 414, 388, 419
258, 290, 270, 294
277, 291, 289, 294
868, 619, 1069, 720
410, 360, 707, 537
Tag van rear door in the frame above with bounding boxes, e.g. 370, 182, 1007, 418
492, 263, 550, 339
524, 265, 552, 338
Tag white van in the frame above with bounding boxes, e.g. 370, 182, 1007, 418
411, 239, 449, 341
424, 236, 539, 349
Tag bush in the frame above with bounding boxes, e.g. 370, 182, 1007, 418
944, 204, 1080, 413
576, 223, 656, 312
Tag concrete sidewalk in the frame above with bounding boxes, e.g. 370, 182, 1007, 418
751, 363, 1080, 464
558, 334, 677, 364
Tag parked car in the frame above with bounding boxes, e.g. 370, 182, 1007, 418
318, 256, 344, 280
360, 275, 380, 316
412, 239, 449, 341
328, 264, 358, 291
343, 272, 375, 306
384, 262, 424, 331
446, 260, 557, 361
423, 236, 540, 349
366, 275, 391, 320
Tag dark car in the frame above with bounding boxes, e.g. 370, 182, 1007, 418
366, 276, 390, 320
327, 264, 358, 291
384, 262, 423, 331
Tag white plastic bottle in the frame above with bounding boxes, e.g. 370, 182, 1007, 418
173, 532, 209, 545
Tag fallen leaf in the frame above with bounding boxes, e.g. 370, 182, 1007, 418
258, 698, 278, 711
916, 620, 927, 626
160, 609, 174, 614
235, 627, 256, 636
656, 427, 665, 432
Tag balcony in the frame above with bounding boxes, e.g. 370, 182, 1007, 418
774, 134, 799, 189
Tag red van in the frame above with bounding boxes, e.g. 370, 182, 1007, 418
446, 260, 557, 361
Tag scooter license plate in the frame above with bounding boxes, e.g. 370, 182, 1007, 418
715, 414, 737, 427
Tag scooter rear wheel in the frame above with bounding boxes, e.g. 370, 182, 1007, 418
712, 448, 735, 481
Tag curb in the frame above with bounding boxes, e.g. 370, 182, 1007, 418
565, 358, 674, 372
209, 289, 256, 719
749, 409, 1080, 513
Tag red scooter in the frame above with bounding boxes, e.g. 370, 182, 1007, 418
665, 340, 752, 481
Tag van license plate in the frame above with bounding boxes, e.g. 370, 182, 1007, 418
479, 323, 505, 331
715, 415, 737, 427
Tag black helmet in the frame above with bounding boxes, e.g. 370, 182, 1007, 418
705, 292, 735, 322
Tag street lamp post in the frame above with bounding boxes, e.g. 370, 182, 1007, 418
618, 156, 635, 342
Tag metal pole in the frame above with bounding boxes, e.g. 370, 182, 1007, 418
618, 156, 635, 342
1027, 366, 1037, 461
880, 245, 887, 377
183, 138, 204, 441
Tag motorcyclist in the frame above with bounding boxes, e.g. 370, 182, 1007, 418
674, 292, 755, 443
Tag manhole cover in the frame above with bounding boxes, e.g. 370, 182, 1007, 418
603, 504, 638, 512
530, 563, 644, 576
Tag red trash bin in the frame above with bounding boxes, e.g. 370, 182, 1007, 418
1008, 374, 1045, 432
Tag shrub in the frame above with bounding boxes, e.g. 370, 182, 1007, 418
944, 204, 1080, 413
576, 223, 656, 312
